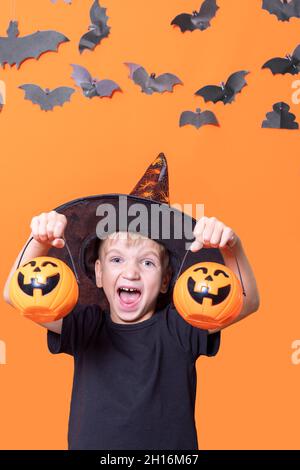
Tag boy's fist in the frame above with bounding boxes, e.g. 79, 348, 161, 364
190, 216, 238, 252
30, 211, 67, 249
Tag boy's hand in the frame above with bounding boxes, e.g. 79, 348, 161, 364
30, 211, 67, 249
190, 216, 239, 252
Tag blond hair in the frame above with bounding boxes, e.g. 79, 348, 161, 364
98, 231, 170, 272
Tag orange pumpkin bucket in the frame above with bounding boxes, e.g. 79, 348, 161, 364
9, 238, 79, 323
173, 248, 245, 330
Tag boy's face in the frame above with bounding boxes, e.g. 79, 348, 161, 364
94, 232, 171, 324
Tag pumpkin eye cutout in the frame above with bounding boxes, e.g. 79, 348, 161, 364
193, 267, 207, 273
173, 262, 243, 330
214, 269, 229, 278
41, 261, 58, 268
23, 261, 36, 267
9, 256, 79, 323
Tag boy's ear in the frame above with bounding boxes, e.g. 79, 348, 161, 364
160, 267, 172, 294
95, 259, 103, 288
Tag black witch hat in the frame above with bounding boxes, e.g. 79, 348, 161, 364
48, 153, 224, 309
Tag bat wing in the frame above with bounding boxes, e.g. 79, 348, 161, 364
224, 71, 248, 102
198, 0, 219, 20
262, 0, 300, 21
79, 27, 110, 54
153, 73, 182, 92
90, 0, 109, 26
131, 67, 152, 93
262, 57, 294, 74
292, 43, 300, 60
195, 85, 224, 103
47, 87, 75, 108
19, 84, 50, 110
171, 14, 195, 32
124, 62, 142, 79
180, 110, 219, 128
180, 111, 197, 127
198, 110, 219, 126
79, 0, 110, 53
71, 64, 93, 87
191, 0, 219, 29
95, 79, 121, 97
0, 30, 69, 68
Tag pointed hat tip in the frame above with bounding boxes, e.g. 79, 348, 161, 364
130, 152, 170, 204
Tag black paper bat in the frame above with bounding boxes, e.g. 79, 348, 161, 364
195, 70, 249, 104
79, 0, 110, 54
71, 64, 121, 98
262, 45, 300, 75
125, 62, 182, 94
262, 101, 299, 129
0, 21, 69, 68
179, 108, 219, 129
19, 84, 75, 111
262, 0, 300, 21
171, 0, 219, 32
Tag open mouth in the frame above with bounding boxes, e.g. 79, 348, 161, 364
117, 287, 142, 309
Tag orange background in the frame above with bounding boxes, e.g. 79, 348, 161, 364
0, 0, 300, 449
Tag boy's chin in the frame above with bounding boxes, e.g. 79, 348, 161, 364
117, 311, 146, 323
110, 299, 156, 324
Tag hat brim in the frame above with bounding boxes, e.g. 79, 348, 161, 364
48, 194, 224, 308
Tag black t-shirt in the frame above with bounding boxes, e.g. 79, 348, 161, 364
47, 303, 221, 450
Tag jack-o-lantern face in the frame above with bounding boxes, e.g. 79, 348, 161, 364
9, 256, 79, 323
173, 262, 243, 330
187, 266, 231, 306
18, 260, 60, 296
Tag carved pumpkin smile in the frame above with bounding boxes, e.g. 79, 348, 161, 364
17, 272, 60, 296
187, 277, 231, 305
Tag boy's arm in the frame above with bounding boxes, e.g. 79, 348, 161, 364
3, 211, 67, 334
208, 237, 260, 334
190, 216, 260, 334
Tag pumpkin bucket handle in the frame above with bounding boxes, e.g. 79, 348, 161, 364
16, 236, 80, 284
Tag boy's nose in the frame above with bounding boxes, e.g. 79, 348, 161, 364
122, 262, 141, 279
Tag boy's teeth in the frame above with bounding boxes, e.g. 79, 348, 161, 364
118, 287, 141, 305
120, 287, 138, 291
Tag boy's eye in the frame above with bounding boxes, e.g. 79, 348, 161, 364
143, 259, 155, 267
110, 257, 122, 263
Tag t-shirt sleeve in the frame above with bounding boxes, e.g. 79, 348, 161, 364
47, 303, 103, 357
165, 304, 221, 361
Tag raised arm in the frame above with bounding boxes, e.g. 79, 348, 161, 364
190, 216, 260, 333
3, 211, 67, 334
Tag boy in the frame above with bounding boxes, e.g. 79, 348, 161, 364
3, 154, 260, 449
